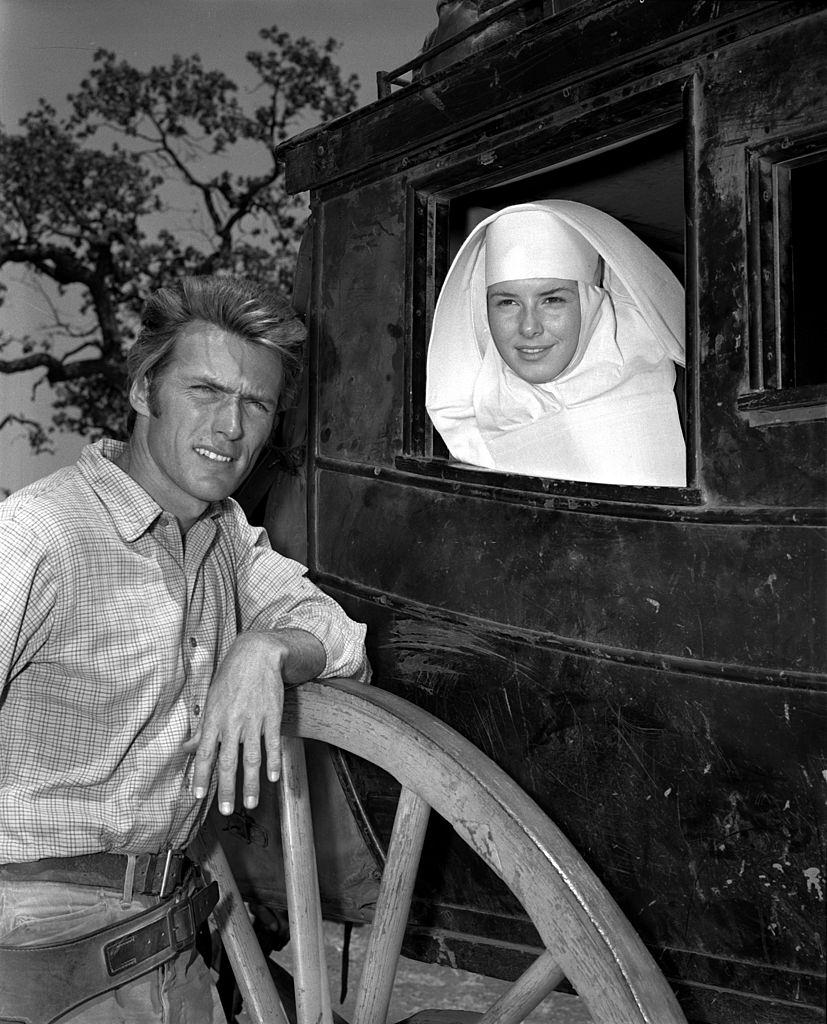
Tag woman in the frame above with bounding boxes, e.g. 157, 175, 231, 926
425, 201, 687, 486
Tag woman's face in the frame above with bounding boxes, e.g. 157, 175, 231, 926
486, 277, 581, 384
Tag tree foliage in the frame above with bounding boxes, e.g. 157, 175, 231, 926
0, 27, 359, 449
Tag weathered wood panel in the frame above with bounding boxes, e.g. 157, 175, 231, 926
313, 470, 825, 677
283, 1, 814, 196
315, 181, 408, 467
329, 586, 826, 1022
695, 16, 827, 508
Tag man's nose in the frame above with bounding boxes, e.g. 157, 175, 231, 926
215, 395, 243, 439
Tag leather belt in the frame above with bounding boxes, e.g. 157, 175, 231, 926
0, 849, 190, 897
0, 880, 219, 1024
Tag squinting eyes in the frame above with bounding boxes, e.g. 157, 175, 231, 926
190, 385, 271, 412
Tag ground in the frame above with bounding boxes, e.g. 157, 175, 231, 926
264, 920, 594, 1023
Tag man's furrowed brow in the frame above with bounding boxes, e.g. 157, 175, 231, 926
189, 372, 276, 406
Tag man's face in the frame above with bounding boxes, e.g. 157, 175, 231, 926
129, 320, 282, 526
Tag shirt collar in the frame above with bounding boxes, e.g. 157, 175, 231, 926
78, 438, 229, 541
77, 439, 164, 541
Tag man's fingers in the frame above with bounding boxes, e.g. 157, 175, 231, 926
242, 737, 263, 810
264, 719, 282, 783
189, 723, 220, 801
215, 743, 240, 815
186, 696, 283, 811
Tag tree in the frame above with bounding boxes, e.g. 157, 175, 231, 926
0, 27, 359, 451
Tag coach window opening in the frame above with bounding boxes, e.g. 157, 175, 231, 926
741, 130, 827, 425
404, 118, 696, 502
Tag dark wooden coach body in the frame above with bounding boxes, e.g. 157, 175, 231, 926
254, 2, 827, 1021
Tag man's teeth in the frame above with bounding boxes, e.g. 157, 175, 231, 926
195, 448, 232, 463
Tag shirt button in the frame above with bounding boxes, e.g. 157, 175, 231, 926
189, 637, 197, 648
193, 703, 201, 716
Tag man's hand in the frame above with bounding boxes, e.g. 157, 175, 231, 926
183, 628, 325, 815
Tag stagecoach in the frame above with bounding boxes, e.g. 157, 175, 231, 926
207, 3, 827, 1022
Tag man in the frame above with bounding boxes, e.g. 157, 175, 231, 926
0, 276, 369, 1022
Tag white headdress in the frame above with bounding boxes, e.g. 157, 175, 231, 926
484, 208, 601, 284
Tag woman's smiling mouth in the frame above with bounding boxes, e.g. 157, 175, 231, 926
516, 345, 554, 358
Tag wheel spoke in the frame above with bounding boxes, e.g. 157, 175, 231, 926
279, 734, 334, 1024
190, 816, 289, 1024
477, 951, 567, 1024
353, 786, 431, 1024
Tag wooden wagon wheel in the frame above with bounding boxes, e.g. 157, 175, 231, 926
193, 677, 686, 1024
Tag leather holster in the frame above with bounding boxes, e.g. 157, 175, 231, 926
0, 880, 218, 1024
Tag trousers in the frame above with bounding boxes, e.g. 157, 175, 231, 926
0, 879, 226, 1023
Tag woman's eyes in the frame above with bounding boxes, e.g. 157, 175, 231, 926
492, 295, 566, 308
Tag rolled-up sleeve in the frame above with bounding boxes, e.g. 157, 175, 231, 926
233, 515, 370, 683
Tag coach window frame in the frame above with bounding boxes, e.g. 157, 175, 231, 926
398, 77, 701, 507
740, 128, 827, 426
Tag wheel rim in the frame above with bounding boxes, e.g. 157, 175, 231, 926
273, 678, 686, 1024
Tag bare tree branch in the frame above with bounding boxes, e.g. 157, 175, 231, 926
0, 413, 56, 455
0, 352, 124, 383
0, 26, 359, 450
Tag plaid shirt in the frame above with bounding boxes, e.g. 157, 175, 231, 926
0, 439, 368, 860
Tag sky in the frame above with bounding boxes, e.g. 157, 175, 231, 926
0, 0, 439, 493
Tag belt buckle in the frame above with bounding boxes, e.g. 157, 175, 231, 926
105, 890, 188, 976
104, 881, 218, 977
169, 892, 196, 951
